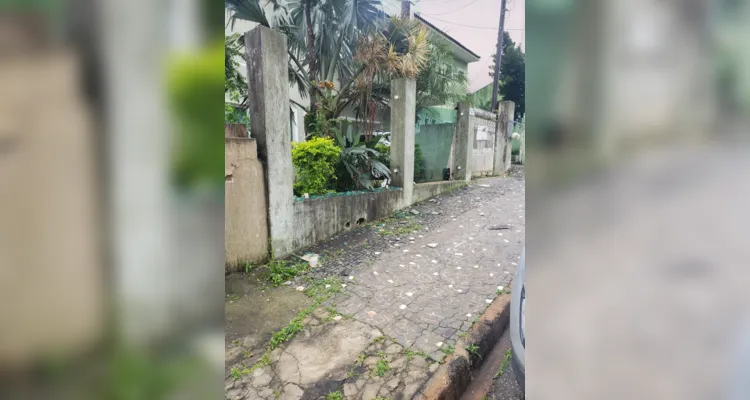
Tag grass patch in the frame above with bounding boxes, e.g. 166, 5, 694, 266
497, 349, 512, 377
326, 391, 344, 400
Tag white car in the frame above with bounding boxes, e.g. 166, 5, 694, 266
510, 247, 525, 390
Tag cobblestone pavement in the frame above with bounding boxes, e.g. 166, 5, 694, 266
332, 173, 525, 361
226, 168, 525, 399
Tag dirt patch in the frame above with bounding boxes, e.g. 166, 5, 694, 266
225, 273, 313, 375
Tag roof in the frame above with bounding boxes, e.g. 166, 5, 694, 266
414, 13, 481, 64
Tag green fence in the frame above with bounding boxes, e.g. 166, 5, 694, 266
415, 123, 455, 182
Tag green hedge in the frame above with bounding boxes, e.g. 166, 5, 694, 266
291, 138, 341, 197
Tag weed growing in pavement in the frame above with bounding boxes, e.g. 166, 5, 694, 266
303, 276, 343, 299
229, 366, 244, 380
376, 350, 386, 358
226, 293, 240, 301
440, 345, 455, 356
326, 391, 344, 400
404, 348, 431, 360
244, 262, 253, 273
373, 396, 390, 400
355, 353, 367, 366
270, 316, 305, 349
374, 359, 391, 377
466, 344, 480, 357
267, 259, 307, 286
347, 368, 360, 379
372, 335, 386, 344
496, 288, 504, 295
393, 220, 422, 236
497, 349, 512, 377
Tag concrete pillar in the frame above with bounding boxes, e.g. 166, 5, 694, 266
390, 78, 416, 205
492, 101, 515, 175
453, 102, 473, 181
245, 26, 294, 257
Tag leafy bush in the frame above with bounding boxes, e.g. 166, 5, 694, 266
334, 131, 390, 190
225, 103, 250, 126
374, 143, 390, 169
414, 144, 427, 182
291, 137, 340, 196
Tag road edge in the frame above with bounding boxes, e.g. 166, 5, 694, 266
415, 294, 512, 400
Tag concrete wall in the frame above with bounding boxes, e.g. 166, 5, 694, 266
469, 108, 498, 177
415, 123, 455, 182
225, 138, 269, 270
291, 189, 404, 251
452, 102, 473, 181
412, 181, 469, 204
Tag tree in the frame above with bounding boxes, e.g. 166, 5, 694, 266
415, 39, 469, 121
226, 0, 430, 138
225, 33, 247, 106
489, 31, 525, 120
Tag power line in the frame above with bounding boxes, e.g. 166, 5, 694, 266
418, 0, 483, 15
418, 13, 524, 31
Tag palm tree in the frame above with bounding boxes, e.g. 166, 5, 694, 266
226, 0, 385, 108
226, 0, 430, 138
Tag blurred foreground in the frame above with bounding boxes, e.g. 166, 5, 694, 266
1, 0, 223, 398
527, 0, 750, 399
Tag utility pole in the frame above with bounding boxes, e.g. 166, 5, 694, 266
401, 0, 411, 19
490, 0, 507, 113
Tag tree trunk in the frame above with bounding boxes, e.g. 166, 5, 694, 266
305, 1, 318, 110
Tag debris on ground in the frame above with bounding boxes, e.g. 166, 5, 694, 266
301, 253, 320, 268
489, 225, 512, 230
427, 243, 438, 248
479, 184, 491, 188
410, 209, 420, 215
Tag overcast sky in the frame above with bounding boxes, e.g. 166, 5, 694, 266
414, 0, 525, 92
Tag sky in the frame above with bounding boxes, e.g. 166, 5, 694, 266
413, 0, 525, 92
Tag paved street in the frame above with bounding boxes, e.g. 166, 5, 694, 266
226, 168, 525, 399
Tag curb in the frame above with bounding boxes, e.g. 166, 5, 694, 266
415, 294, 511, 400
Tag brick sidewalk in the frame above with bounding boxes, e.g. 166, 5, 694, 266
226, 171, 525, 400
